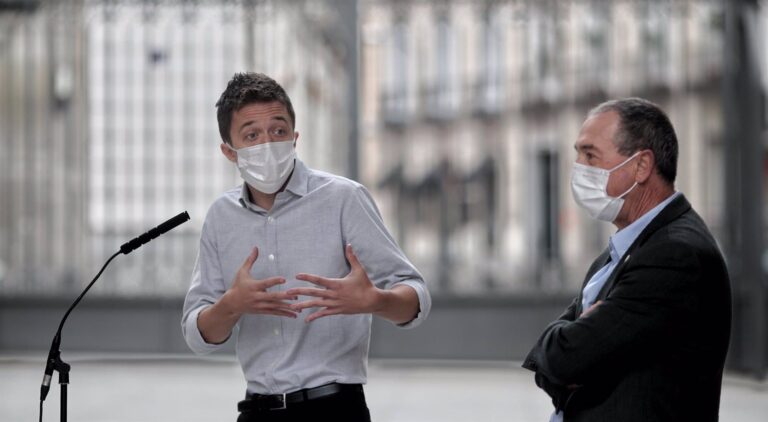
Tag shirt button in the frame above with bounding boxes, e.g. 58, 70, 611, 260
273, 328, 280, 336
267, 216, 275, 224
268, 254, 275, 261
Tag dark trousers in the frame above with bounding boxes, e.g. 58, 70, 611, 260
236, 386, 371, 422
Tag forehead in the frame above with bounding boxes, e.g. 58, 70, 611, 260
231, 101, 291, 126
575, 110, 620, 153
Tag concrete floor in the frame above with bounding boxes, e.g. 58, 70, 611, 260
2, 354, 766, 422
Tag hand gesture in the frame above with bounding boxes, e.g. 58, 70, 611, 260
287, 244, 381, 323
222, 247, 297, 318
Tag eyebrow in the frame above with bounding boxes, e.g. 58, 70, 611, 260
237, 116, 290, 134
574, 143, 597, 152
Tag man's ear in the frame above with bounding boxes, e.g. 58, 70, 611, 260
220, 142, 237, 163
293, 131, 299, 148
636, 150, 655, 183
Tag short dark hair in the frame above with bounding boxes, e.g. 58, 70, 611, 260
589, 97, 678, 185
215, 72, 296, 145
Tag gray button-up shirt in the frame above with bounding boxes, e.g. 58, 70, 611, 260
182, 159, 431, 395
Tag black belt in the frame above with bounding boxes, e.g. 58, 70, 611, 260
238, 383, 363, 412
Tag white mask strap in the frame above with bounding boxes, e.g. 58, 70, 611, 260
607, 151, 641, 173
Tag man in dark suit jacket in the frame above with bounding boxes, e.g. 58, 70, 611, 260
523, 98, 731, 422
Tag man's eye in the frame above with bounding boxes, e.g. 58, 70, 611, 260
246, 133, 257, 140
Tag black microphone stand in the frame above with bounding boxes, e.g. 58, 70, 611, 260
48, 348, 70, 422
39, 211, 190, 422
40, 250, 121, 422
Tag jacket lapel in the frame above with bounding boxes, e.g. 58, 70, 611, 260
595, 194, 692, 301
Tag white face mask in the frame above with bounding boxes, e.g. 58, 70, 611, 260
227, 140, 296, 194
571, 152, 640, 222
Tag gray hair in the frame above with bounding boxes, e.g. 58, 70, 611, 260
589, 97, 678, 185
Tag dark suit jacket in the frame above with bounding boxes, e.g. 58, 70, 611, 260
523, 194, 731, 422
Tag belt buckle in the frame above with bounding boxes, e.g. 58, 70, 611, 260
271, 393, 287, 410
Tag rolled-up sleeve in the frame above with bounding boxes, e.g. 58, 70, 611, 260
341, 184, 432, 329
394, 279, 431, 328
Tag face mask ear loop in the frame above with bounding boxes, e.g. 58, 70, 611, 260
617, 181, 638, 199
607, 151, 642, 173
608, 151, 641, 199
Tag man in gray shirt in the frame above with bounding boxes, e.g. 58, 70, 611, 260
182, 72, 431, 422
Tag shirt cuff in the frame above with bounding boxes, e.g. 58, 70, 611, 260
393, 280, 431, 329
183, 305, 228, 355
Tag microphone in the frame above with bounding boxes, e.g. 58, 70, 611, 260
40, 211, 191, 406
120, 211, 190, 254
40, 334, 60, 401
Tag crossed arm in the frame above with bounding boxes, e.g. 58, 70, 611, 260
525, 243, 700, 390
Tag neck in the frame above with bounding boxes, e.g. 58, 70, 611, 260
247, 186, 277, 211
613, 183, 674, 230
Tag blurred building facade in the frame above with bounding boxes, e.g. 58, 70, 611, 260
0, 0, 728, 294
360, 0, 724, 294
0, 0, 354, 296
2, 0, 766, 372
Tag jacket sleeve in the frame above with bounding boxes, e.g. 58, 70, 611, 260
522, 296, 579, 409
524, 240, 702, 388
522, 250, 605, 405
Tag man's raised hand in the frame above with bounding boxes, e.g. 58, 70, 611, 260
221, 247, 297, 318
287, 244, 381, 323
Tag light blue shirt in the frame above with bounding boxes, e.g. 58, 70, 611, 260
182, 159, 431, 395
551, 191, 680, 422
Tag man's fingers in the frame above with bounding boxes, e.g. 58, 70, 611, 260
295, 273, 338, 289
248, 301, 297, 315
285, 287, 334, 299
305, 308, 340, 323
266, 291, 299, 301
290, 299, 333, 312
254, 276, 287, 290
345, 244, 365, 273
259, 298, 297, 307
240, 246, 259, 273
260, 309, 298, 318
582, 300, 604, 317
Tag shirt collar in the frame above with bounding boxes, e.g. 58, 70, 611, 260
238, 159, 310, 211
283, 158, 309, 197
609, 191, 682, 260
